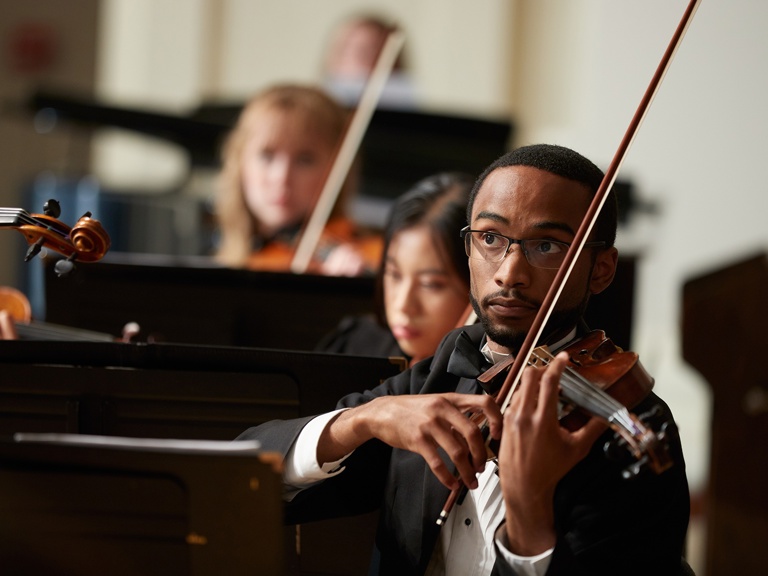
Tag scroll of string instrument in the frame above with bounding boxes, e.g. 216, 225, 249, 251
0, 198, 110, 276
0, 199, 129, 341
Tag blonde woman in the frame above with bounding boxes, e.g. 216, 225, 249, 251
214, 84, 378, 275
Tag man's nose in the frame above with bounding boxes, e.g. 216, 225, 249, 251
493, 244, 531, 287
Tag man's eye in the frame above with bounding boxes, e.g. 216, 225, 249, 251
535, 241, 562, 254
481, 233, 500, 246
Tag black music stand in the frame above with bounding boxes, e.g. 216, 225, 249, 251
42, 253, 378, 350
0, 434, 284, 576
0, 339, 406, 439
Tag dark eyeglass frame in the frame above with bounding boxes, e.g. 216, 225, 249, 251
460, 226, 606, 269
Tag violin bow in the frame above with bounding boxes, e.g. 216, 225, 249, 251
495, 0, 702, 415
438, 0, 702, 525
290, 26, 406, 274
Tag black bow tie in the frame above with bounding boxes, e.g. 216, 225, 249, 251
446, 330, 499, 392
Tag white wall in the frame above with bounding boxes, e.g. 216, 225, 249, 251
92, 0, 212, 189
214, 0, 516, 115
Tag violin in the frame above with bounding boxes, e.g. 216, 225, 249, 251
0, 199, 110, 276
436, 329, 673, 526
0, 285, 128, 341
485, 331, 670, 471
437, 0, 701, 525
246, 217, 383, 275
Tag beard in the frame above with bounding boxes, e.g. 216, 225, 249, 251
470, 288, 590, 353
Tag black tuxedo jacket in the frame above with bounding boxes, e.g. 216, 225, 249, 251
238, 323, 690, 575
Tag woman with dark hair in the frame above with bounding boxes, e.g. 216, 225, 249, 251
317, 172, 472, 364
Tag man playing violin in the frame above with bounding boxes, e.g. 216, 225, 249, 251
237, 144, 690, 575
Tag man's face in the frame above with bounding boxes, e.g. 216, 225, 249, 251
468, 165, 616, 354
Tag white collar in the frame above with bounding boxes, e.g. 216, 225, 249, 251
480, 327, 578, 365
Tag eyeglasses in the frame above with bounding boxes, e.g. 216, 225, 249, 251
460, 226, 605, 269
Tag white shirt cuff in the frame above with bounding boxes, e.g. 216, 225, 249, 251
283, 408, 352, 489
494, 523, 553, 576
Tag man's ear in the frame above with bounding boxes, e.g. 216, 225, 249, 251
589, 247, 618, 295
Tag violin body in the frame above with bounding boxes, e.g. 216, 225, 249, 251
476, 330, 671, 476
0, 286, 31, 324
545, 330, 655, 431
0, 286, 116, 342
246, 217, 383, 274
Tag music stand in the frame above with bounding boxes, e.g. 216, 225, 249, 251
0, 434, 284, 576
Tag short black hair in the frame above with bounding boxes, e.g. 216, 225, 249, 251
467, 144, 617, 247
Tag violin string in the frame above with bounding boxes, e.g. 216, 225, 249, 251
531, 349, 639, 434
559, 367, 638, 431
0, 209, 68, 237
0, 209, 43, 226
16, 322, 113, 342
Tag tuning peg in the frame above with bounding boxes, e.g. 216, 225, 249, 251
622, 455, 649, 480
54, 254, 76, 277
24, 237, 45, 261
603, 433, 652, 479
637, 404, 665, 424
603, 428, 636, 461
43, 198, 61, 218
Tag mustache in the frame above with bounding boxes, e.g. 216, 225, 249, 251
480, 288, 540, 308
